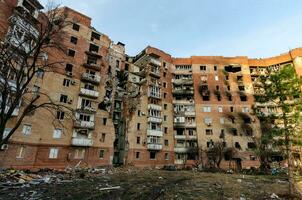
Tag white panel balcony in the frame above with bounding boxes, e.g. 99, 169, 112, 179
147, 143, 163, 150
74, 120, 95, 129
174, 134, 186, 140
148, 104, 162, 111
79, 106, 97, 113
147, 129, 163, 137
81, 73, 101, 84
148, 116, 162, 123
186, 122, 196, 128
184, 111, 196, 116
172, 99, 194, 105
71, 138, 93, 147
150, 58, 161, 66
175, 159, 185, 165
188, 135, 197, 140
174, 147, 188, 153
80, 88, 99, 98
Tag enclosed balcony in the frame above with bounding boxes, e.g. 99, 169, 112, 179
148, 117, 163, 123
147, 143, 163, 150
174, 147, 188, 153
80, 88, 99, 98
147, 129, 163, 137
81, 73, 101, 84
71, 138, 93, 147
73, 120, 95, 129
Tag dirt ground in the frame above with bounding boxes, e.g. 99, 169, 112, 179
0, 169, 300, 200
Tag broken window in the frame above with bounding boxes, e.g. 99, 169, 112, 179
200, 65, 206, 71
137, 123, 141, 130
60, 94, 68, 103
247, 142, 256, 149
72, 23, 80, 31
70, 36, 78, 44
240, 95, 247, 101
238, 86, 245, 91
56, 111, 65, 120
232, 128, 238, 136
224, 65, 241, 73
99, 149, 105, 159
136, 152, 140, 159
206, 129, 213, 135
235, 142, 241, 149
136, 137, 140, 144
150, 152, 156, 160
91, 32, 100, 41
103, 118, 107, 125
89, 44, 99, 53
67, 49, 75, 57
63, 79, 70, 87
164, 140, 169, 146
100, 133, 106, 142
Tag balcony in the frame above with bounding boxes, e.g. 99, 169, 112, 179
71, 138, 93, 147
172, 99, 194, 104
148, 104, 162, 111
174, 121, 186, 128
74, 120, 95, 129
174, 147, 188, 153
81, 73, 101, 84
78, 106, 97, 113
186, 122, 197, 128
80, 88, 99, 98
147, 129, 163, 137
85, 50, 101, 58
174, 134, 186, 139
149, 58, 161, 66
172, 89, 194, 95
172, 79, 194, 85
83, 62, 101, 70
147, 143, 163, 150
188, 135, 197, 140
149, 69, 161, 78
184, 111, 196, 116
148, 116, 162, 123
148, 92, 161, 99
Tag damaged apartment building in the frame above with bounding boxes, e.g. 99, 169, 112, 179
1, 0, 302, 169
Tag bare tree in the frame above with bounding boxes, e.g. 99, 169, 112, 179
206, 141, 225, 169
0, 2, 73, 146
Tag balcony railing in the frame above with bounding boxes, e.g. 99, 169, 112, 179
149, 58, 161, 66
74, 120, 95, 129
172, 99, 195, 104
79, 106, 96, 113
83, 62, 101, 70
172, 89, 194, 95
174, 121, 186, 128
81, 73, 101, 84
172, 79, 194, 85
174, 134, 186, 139
148, 116, 162, 123
147, 129, 163, 137
147, 143, 163, 150
148, 92, 161, 99
148, 104, 162, 111
71, 138, 93, 147
174, 147, 188, 153
186, 122, 196, 128
80, 88, 99, 98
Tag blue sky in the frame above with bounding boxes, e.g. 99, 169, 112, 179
40, 0, 302, 58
